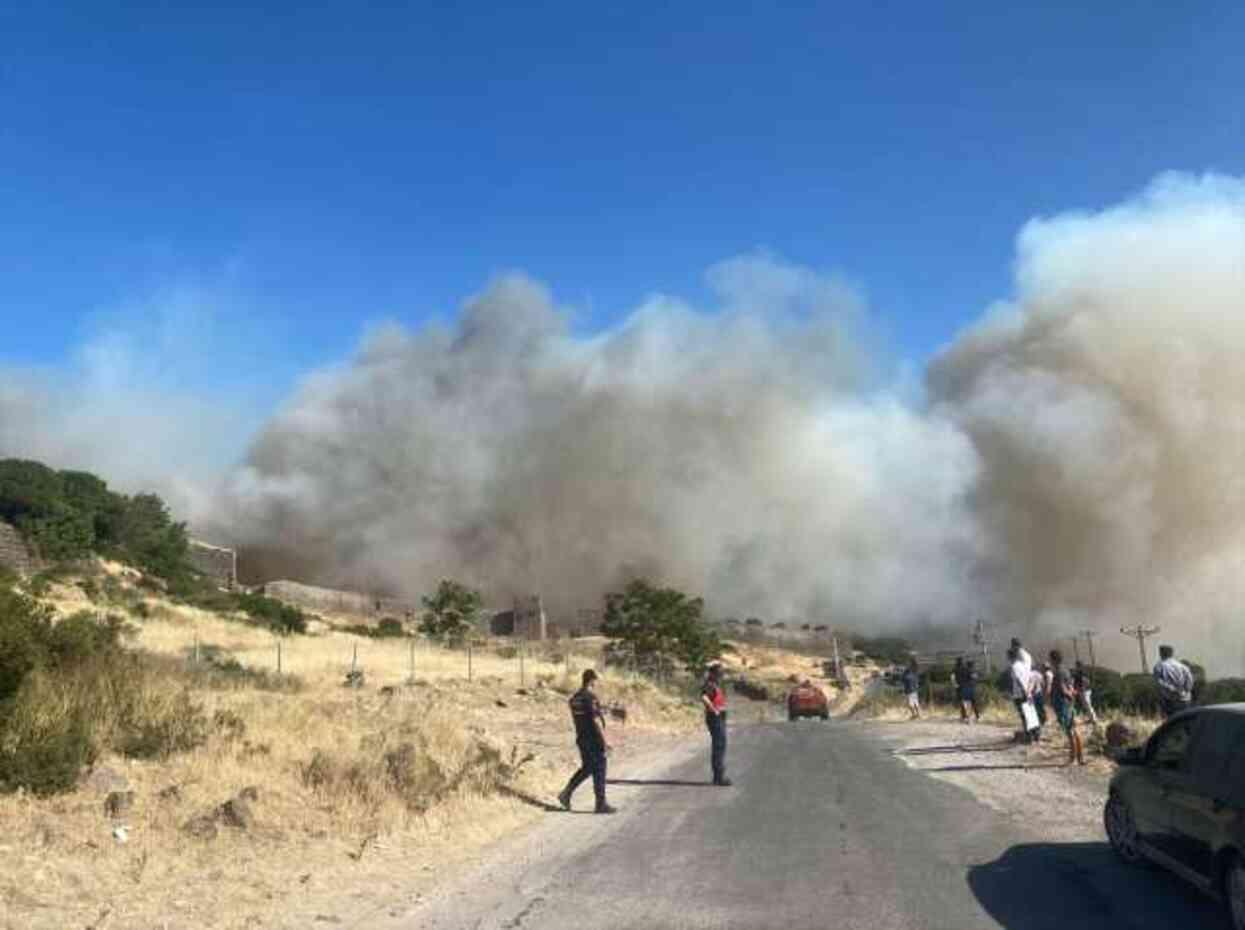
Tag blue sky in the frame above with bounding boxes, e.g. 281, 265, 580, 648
4, 1, 1244, 393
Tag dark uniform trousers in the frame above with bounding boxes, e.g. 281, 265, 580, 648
565, 739, 608, 809
706, 711, 727, 784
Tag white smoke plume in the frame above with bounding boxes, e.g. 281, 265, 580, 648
929, 173, 1245, 674
0, 284, 273, 520
222, 255, 983, 627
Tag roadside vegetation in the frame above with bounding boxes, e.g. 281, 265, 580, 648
0, 457, 706, 928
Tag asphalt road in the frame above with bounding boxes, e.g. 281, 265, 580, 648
401, 719, 1224, 930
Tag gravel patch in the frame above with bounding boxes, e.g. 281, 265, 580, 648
876, 716, 1114, 843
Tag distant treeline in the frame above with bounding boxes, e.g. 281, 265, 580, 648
0, 458, 187, 579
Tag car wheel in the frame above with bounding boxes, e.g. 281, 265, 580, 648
1104, 793, 1142, 864
1224, 853, 1245, 930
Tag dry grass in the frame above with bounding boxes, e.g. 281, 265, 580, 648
0, 570, 700, 930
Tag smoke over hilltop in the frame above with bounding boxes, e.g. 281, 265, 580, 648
5, 173, 1244, 672
223, 255, 983, 627
929, 173, 1245, 672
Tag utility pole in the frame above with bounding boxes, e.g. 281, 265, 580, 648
1071, 635, 1081, 666
1120, 625, 1159, 674
972, 619, 994, 674
832, 635, 842, 682
1081, 630, 1098, 671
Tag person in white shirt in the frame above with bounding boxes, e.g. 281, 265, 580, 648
1011, 637, 1033, 674
1009, 647, 1040, 744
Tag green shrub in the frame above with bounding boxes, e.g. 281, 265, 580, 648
0, 685, 96, 796
0, 591, 204, 794
234, 591, 308, 635
1198, 678, 1245, 706
115, 689, 209, 760
0, 587, 57, 703
377, 617, 405, 637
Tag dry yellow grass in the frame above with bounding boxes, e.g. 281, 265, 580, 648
0, 571, 700, 930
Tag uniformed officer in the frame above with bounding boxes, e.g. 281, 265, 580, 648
557, 669, 616, 814
701, 663, 732, 786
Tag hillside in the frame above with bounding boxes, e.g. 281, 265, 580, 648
0, 560, 702, 930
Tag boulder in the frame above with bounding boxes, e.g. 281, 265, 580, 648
218, 797, 254, 829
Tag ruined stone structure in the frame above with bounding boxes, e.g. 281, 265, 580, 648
488, 595, 547, 640
260, 579, 415, 618
187, 539, 237, 588
0, 519, 42, 575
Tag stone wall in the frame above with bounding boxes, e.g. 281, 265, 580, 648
0, 519, 42, 576
187, 539, 237, 588
260, 579, 415, 618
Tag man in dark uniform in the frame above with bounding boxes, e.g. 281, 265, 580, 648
701, 663, 731, 786
557, 669, 616, 813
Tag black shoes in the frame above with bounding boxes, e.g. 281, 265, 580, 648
557, 789, 571, 811
595, 804, 618, 814
714, 778, 733, 787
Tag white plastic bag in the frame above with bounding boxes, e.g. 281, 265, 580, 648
1021, 700, 1039, 731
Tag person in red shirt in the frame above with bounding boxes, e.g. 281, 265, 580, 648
701, 664, 731, 786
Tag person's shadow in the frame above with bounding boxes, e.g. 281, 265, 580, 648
606, 778, 714, 787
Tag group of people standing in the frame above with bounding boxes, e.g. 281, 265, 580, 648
1008, 638, 1096, 765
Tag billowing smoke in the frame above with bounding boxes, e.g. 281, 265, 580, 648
6, 173, 1245, 673
221, 255, 983, 626
0, 285, 264, 521
930, 173, 1245, 673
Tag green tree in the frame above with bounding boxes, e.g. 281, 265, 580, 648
114, 493, 188, 579
419, 580, 482, 642
601, 579, 722, 672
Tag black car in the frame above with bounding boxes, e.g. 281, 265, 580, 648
1105, 703, 1245, 927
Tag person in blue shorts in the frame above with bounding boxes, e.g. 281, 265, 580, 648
1048, 649, 1085, 766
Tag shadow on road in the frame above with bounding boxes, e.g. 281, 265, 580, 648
607, 778, 715, 787
968, 842, 1221, 929
497, 786, 563, 812
894, 742, 1017, 756
927, 762, 1068, 772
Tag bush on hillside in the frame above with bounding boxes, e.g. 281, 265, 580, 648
234, 591, 308, 635
0, 580, 211, 794
168, 575, 308, 634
